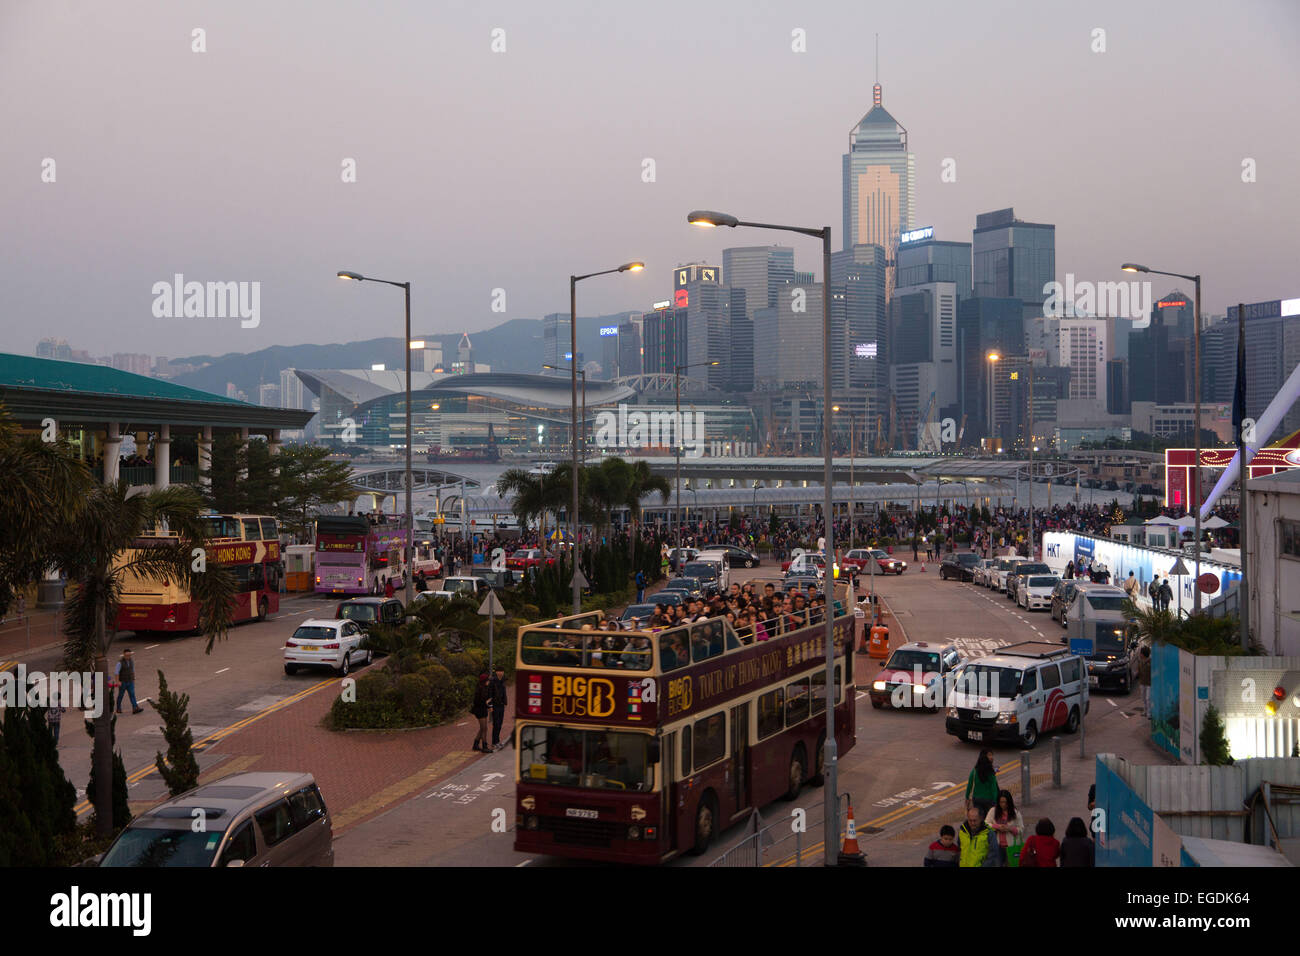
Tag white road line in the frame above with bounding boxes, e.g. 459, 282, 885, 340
1119, 712, 1130, 720
1106, 699, 1116, 708
516, 859, 532, 867
855, 691, 869, 700
215, 667, 230, 674
144, 644, 160, 650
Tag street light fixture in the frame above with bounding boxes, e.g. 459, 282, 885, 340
337, 269, 415, 610
567, 262, 643, 613
1123, 262, 1203, 613
674, 361, 720, 555
688, 207, 842, 867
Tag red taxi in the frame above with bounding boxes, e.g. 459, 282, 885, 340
868, 642, 963, 712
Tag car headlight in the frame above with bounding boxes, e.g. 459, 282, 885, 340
996, 712, 1018, 724
946, 707, 958, 718
872, 681, 886, 691
912, 685, 927, 694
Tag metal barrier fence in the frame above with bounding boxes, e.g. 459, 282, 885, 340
709, 791, 851, 867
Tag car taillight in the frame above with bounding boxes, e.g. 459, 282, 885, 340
323, 642, 340, 649
357, 577, 363, 585
285, 641, 297, 648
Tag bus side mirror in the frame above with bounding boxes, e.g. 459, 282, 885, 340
647, 739, 661, 764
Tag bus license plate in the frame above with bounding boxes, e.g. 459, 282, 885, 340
1089, 676, 1099, 687
968, 732, 983, 741
565, 808, 598, 819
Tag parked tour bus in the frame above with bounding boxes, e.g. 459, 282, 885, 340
115, 513, 282, 633
513, 595, 856, 864
314, 515, 409, 596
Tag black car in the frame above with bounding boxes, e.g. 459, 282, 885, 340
646, 590, 685, 607
706, 544, 760, 569
336, 597, 404, 630
467, 567, 519, 590
938, 552, 980, 581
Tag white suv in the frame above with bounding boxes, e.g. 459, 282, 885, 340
284, 619, 371, 676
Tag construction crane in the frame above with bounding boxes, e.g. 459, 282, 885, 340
916, 390, 939, 453
874, 415, 887, 456
888, 393, 900, 452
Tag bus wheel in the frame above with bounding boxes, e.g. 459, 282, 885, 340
257, 598, 268, 622
785, 744, 806, 801
809, 734, 826, 787
690, 794, 717, 855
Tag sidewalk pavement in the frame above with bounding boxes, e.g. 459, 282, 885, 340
168, 664, 496, 837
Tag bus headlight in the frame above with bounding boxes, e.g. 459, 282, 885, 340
947, 707, 958, 718
627, 825, 641, 840
526, 815, 539, 830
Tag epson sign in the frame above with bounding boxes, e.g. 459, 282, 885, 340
599, 327, 619, 336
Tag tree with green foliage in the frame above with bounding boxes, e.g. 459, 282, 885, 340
54, 482, 237, 837
0, 407, 95, 620
0, 706, 78, 866
1200, 705, 1234, 766
151, 670, 200, 796
497, 467, 567, 556
275, 444, 360, 540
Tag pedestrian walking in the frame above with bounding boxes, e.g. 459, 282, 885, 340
488, 665, 508, 751
114, 648, 143, 714
1065, 560, 1074, 580
635, 569, 646, 604
1058, 817, 1095, 867
47, 689, 65, 745
923, 824, 959, 867
1123, 571, 1140, 601
965, 749, 999, 818
958, 805, 997, 867
984, 789, 1025, 866
1137, 645, 1152, 715
384, 576, 395, 599
1147, 577, 1160, 610
1018, 818, 1061, 867
470, 673, 491, 753
1158, 576, 1173, 614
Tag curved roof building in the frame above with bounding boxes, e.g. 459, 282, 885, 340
294, 369, 636, 453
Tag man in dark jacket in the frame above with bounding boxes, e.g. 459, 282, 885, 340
487, 666, 508, 751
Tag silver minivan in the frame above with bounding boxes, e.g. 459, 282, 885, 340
97, 772, 334, 867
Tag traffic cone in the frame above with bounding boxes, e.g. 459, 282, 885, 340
837, 805, 867, 866
920, 560, 926, 572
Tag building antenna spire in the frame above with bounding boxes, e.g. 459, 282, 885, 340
873, 34, 882, 107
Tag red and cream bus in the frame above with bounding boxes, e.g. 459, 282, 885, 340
513, 596, 856, 863
115, 513, 282, 634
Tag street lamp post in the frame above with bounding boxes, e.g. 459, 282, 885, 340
689, 209, 843, 866
338, 270, 415, 610
833, 405, 857, 552
1124, 263, 1203, 613
986, 352, 1000, 452
674, 361, 719, 556
567, 263, 644, 612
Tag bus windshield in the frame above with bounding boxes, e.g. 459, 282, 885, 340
519, 725, 653, 792
1094, 623, 1130, 653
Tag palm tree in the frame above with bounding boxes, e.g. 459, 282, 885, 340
0, 408, 95, 618
497, 468, 566, 556
53, 482, 238, 837
1122, 598, 1179, 648
610, 459, 670, 561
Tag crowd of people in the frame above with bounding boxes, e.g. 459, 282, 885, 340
923, 750, 1096, 867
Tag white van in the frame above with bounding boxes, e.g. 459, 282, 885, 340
944, 641, 1089, 749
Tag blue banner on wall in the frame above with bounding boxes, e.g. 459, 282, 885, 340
1150, 641, 1181, 760
1096, 758, 1155, 867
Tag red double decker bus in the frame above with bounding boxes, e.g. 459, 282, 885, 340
513, 595, 856, 863
115, 513, 282, 634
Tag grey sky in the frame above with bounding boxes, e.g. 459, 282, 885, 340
3, 0, 1297, 359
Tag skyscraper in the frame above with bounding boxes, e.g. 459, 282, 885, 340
617, 317, 643, 379
673, 262, 729, 389
642, 306, 687, 377
542, 312, 570, 373
896, 234, 972, 299
842, 78, 915, 300
754, 285, 825, 389
972, 208, 1055, 354
723, 246, 795, 315
957, 296, 1024, 441
888, 281, 959, 429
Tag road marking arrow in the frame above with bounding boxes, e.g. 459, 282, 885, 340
482, 772, 505, 781
930, 781, 956, 789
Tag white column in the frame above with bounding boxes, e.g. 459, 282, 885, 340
239, 427, 250, 481
198, 425, 213, 491
103, 422, 121, 485
154, 424, 171, 490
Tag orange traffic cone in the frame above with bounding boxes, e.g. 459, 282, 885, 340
838, 805, 867, 866
920, 560, 926, 572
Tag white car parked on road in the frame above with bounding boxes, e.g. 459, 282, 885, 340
1018, 574, 1061, 611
